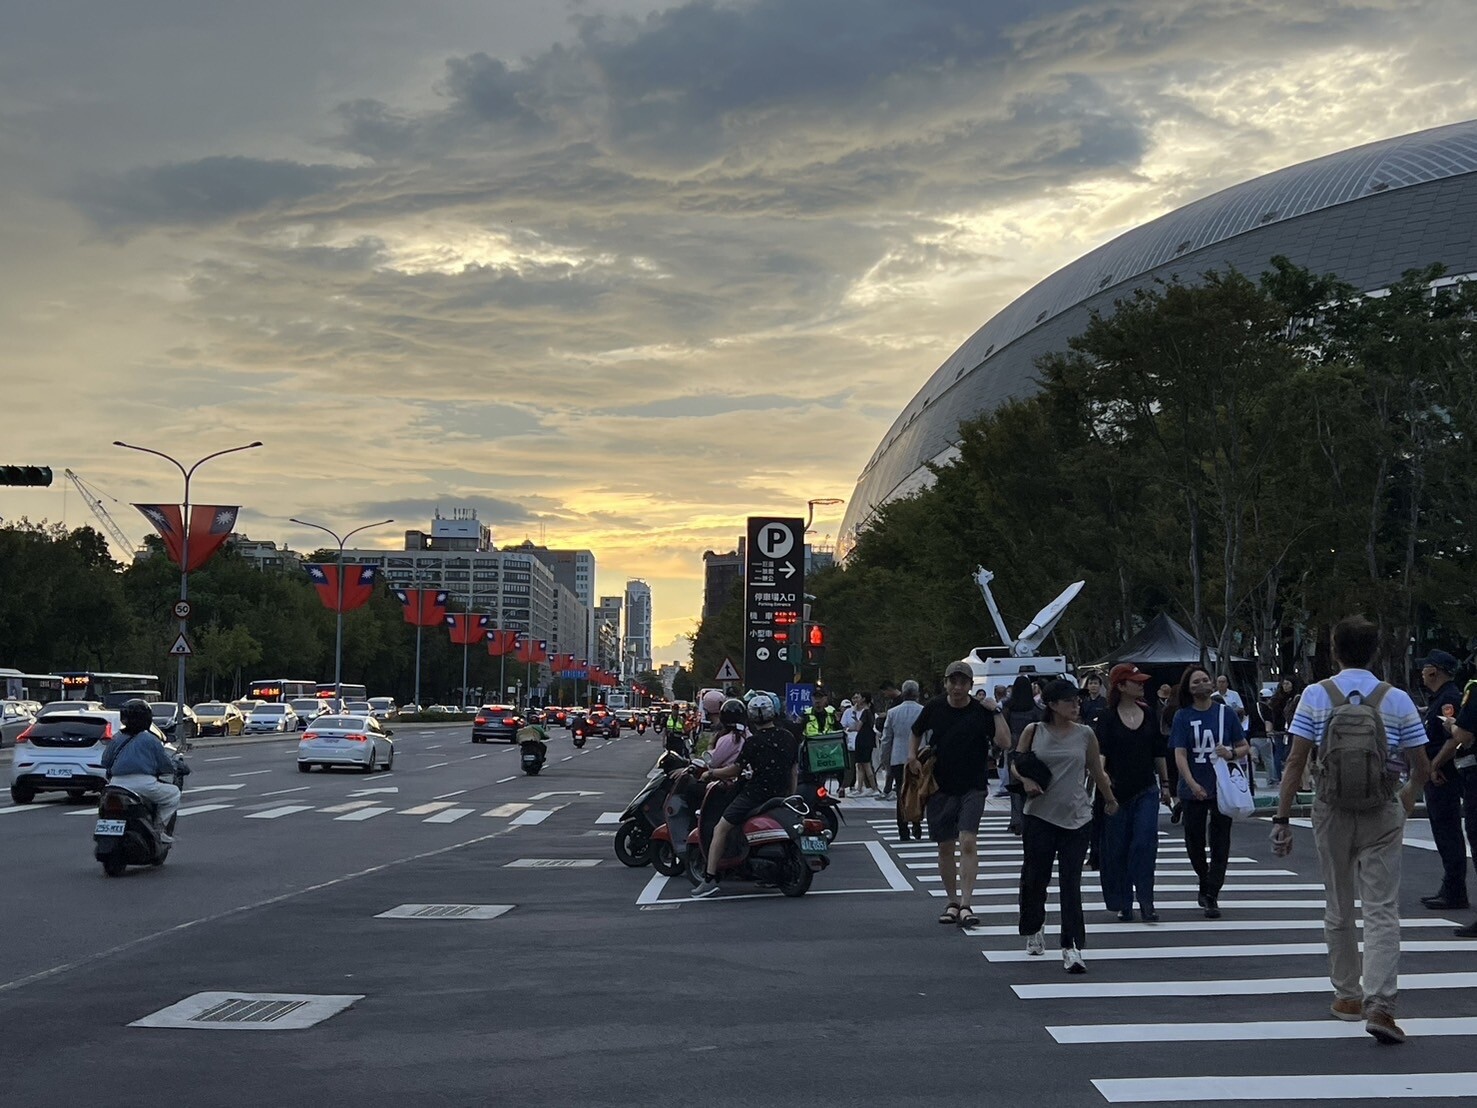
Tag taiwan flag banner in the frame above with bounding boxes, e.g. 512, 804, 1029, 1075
306, 563, 380, 612
446, 613, 490, 646
134, 504, 241, 571
516, 637, 548, 664
486, 629, 519, 657
552, 653, 575, 673
394, 588, 449, 627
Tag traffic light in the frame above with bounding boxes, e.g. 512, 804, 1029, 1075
804, 623, 826, 665
0, 465, 53, 487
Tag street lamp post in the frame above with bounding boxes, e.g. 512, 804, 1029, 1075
113, 440, 262, 745
804, 497, 845, 534
288, 516, 395, 701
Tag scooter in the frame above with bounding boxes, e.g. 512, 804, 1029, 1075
650, 764, 704, 876
520, 734, 548, 775
614, 750, 689, 867
796, 776, 843, 843
572, 732, 587, 749
94, 757, 188, 877
636, 719, 647, 735
682, 777, 829, 897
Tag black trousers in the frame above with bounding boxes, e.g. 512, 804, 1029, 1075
1018, 815, 1091, 950
1426, 770, 1468, 900
1181, 797, 1232, 898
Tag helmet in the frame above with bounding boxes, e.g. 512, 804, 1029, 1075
718, 697, 746, 726
701, 689, 725, 715
120, 698, 153, 734
745, 692, 779, 728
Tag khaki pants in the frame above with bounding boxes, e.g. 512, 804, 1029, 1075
1312, 797, 1405, 1015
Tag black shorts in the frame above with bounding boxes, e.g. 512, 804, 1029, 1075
721, 789, 769, 827
925, 789, 986, 843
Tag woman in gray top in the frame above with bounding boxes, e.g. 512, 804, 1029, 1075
1013, 679, 1119, 974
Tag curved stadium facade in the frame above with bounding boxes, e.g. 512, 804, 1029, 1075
840, 119, 1477, 550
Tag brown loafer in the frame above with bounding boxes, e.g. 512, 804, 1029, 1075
1365, 1009, 1406, 1044
1330, 997, 1363, 1021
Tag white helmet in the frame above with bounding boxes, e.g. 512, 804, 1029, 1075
745, 690, 780, 727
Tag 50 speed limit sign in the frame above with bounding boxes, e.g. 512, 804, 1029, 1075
173, 600, 192, 620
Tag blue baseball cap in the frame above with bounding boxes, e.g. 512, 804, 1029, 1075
1418, 650, 1460, 673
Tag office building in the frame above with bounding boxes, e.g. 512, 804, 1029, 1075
623, 579, 652, 677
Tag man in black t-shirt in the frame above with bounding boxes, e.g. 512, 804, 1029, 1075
908, 661, 1009, 926
1418, 650, 1470, 912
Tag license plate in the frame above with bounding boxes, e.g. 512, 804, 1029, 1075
94, 819, 126, 836
45, 767, 75, 778
800, 835, 829, 855
320, 737, 339, 744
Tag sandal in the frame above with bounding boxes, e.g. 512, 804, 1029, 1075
957, 907, 980, 928
939, 903, 961, 924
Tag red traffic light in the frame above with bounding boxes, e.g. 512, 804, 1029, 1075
807, 624, 825, 647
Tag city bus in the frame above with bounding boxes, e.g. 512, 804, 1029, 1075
247, 678, 317, 703
53, 671, 163, 706
316, 682, 367, 702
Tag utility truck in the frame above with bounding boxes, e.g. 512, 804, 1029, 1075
957, 568, 1083, 695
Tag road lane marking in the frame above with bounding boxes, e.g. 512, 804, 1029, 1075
510, 809, 554, 826
422, 762, 450, 770
321, 801, 376, 814
426, 745, 442, 749
484, 803, 530, 817
182, 784, 246, 793
497, 776, 517, 783
967, 917, 1454, 937
0, 806, 45, 815
595, 812, 622, 825
1014, 970, 1477, 1000
177, 804, 234, 817
1054, 1016, 1477, 1044
934, 883, 1327, 896
1093, 1073, 1477, 1103
203, 756, 242, 762
400, 802, 457, 816
560, 755, 573, 762
423, 808, 474, 824
864, 841, 912, 891
434, 790, 467, 799
229, 770, 272, 778
259, 786, 312, 797
985, 939, 1477, 963
245, 805, 315, 819
335, 806, 393, 821
468, 754, 489, 760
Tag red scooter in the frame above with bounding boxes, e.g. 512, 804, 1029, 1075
681, 778, 829, 897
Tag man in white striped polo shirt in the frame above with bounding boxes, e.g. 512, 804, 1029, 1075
1272, 616, 1430, 1045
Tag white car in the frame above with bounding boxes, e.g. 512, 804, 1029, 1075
367, 697, 397, 721
297, 714, 394, 773
289, 698, 328, 729
243, 704, 299, 734
9, 709, 126, 803
2, 701, 36, 748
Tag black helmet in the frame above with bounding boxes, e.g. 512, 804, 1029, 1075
718, 697, 746, 726
120, 698, 153, 734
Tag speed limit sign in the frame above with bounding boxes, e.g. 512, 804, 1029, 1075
173, 600, 192, 620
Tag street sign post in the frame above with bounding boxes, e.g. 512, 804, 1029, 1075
744, 516, 805, 694
785, 682, 814, 721
714, 657, 741, 683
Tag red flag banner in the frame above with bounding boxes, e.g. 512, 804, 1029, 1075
446, 613, 490, 646
185, 504, 239, 571
552, 653, 574, 673
394, 588, 449, 627
134, 504, 186, 566
486, 629, 519, 657
306, 563, 380, 612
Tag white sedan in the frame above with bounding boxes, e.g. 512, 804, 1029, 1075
244, 704, 299, 733
297, 714, 394, 774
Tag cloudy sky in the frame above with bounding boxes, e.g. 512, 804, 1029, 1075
3, 0, 1475, 663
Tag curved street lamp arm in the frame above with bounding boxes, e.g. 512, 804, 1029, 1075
343, 518, 395, 545
112, 441, 187, 480
185, 441, 263, 479
289, 517, 345, 549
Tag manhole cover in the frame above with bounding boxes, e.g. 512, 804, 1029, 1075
505, 858, 601, 869
375, 903, 514, 920
131, 992, 363, 1031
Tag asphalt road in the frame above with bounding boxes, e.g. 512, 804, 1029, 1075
1, 725, 1473, 1107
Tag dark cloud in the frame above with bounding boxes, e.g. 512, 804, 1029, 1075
72, 155, 352, 231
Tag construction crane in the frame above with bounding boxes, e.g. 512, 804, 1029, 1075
64, 469, 136, 559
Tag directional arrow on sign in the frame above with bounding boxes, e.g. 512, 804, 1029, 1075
347, 787, 400, 797
780, 561, 797, 579
528, 790, 602, 800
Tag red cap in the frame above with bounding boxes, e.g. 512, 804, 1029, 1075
1109, 663, 1152, 688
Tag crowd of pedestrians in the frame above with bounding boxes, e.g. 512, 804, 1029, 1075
801, 612, 1476, 1049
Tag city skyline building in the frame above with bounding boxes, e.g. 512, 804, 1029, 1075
623, 579, 652, 677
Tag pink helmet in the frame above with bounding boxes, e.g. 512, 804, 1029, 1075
701, 689, 725, 714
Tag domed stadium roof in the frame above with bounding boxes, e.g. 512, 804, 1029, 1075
841, 119, 1477, 549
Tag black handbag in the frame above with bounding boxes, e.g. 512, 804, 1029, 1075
1006, 749, 1054, 795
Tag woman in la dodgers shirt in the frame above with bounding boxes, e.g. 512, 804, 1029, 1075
1169, 667, 1250, 920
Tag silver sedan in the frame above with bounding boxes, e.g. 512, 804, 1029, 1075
297, 714, 394, 774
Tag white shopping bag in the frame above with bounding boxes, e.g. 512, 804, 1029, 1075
1214, 758, 1256, 819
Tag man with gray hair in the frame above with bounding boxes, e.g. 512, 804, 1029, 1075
885, 680, 924, 838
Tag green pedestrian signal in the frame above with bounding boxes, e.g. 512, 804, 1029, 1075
0, 465, 53, 487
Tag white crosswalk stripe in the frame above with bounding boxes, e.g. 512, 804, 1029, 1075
334, 806, 393, 822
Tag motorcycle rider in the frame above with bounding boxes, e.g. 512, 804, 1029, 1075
707, 697, 749, 769
101, 698, 184, 841
692, 692, 799, 898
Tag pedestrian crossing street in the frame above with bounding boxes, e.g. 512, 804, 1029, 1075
867, 814, 1477, 1104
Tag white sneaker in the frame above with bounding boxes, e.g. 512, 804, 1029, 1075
1063, 945, 1087, 974
1026, 930, 1045, 956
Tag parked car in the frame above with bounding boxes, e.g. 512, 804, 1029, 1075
472, 704, 525, 743
150, 702, 199, 744
9, 709, 127, 804
2, 701, 37, 748
367, 697, 397, 721
192, 701, 245, 736
298, 713, 394, 773
243, 703, 299, 734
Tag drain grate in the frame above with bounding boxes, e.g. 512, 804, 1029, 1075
195, 998, 310, 1024
506, 858, 601, 869
131, 992, 363, 1031
376, 903, 514, 920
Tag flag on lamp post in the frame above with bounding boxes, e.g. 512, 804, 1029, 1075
486, 629, 519, 657
393, 588, 449, 627
446, 613, 490, 646
134, 504, 240, 571
305, 563, 379, 612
